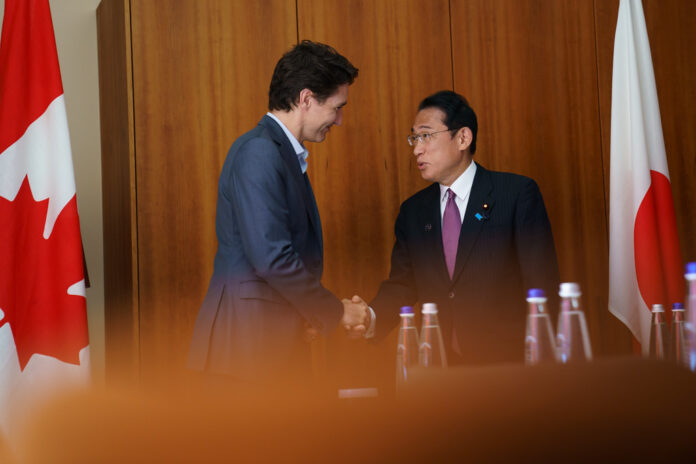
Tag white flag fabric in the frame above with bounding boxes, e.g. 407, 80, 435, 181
609, 0, 683, 351
0, 0, 90, 439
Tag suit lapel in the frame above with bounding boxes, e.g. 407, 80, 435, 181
303, 173, 323, 257
451, 164, 494, 283
260, 115, 323, 252
421, 184, 451, 285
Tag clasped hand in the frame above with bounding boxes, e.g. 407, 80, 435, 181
303, 295, 370, 342
341, 295, 370, 339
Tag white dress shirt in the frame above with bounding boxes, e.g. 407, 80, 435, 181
439, 161, 477, 225
266, 112, 308, 173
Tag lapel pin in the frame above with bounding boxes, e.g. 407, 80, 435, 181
476, 203, 490, 221
425, 223, 432, 231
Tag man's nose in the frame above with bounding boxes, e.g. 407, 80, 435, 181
413, 140, 424, 156
334, 108, 343, 126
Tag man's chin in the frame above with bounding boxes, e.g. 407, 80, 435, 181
309, 132, 327, 143
419, 170, 434, 183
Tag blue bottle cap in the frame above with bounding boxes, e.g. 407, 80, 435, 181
672, 302, 685, 310
686, 262, 696, 275
527, 288, 545, 298
400, 306, 414, 315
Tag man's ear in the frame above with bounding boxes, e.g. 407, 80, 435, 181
457, 127, 473, 151
298, 88, 313, 109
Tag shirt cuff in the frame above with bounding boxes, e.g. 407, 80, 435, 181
364, 306, 376, 339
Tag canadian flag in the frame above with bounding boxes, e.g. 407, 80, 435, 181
609, 0, 683, 352
0, 0, 90, 436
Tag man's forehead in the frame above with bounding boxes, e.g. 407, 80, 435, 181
412, 108, 446, 131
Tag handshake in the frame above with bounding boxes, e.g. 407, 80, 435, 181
303, 295, 371, 342
341, 295, 371, 339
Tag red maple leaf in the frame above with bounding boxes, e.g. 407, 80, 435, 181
0, 176, 88, 370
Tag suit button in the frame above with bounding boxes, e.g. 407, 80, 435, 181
449, 291, 455, 299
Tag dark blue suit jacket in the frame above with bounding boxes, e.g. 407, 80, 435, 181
188, 115, 342, 376
371, 163, 560, 364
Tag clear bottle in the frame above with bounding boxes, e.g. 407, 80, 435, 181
670, 302, 687, 366
556, 282, 593, 363
418, 303, 448, 368
648, 304, 668, 360
396, 306, 420, 386
685, 262, 696, 371
525, 288, 557, 365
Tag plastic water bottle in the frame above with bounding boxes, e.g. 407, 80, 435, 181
418, 303, 448, 368
685, 262, 696, 371
525, 288, 557, 365
556, 282, 593, 363
670, 303, 687, 366
648, 304, 668, 360
396, 306, 420, 386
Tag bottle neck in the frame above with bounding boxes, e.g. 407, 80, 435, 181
422, 312, 438, 326
688, 280, 696, 311
560, 296, 580, 312
400, 315, 415, 328
527, 301, 546, 315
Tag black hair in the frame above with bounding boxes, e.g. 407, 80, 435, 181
418, 90, 478, 154
268, 40, 358, 111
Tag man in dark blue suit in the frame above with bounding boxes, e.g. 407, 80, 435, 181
365, 91, 560, 365
188, 41, 366, 381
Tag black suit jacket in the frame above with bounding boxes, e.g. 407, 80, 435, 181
371, 163, 560, 364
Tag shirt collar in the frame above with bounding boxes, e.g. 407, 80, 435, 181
439, 161, 477, 202
266, 112, 309, 173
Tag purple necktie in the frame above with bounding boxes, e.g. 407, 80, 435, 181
442, 189, 461, 280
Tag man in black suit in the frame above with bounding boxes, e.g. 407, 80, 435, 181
364, 90, 559, 365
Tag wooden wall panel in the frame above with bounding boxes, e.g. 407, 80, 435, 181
96, 0, 139, 382
595, 0, 696, 270
297, 0, 452, 303
451, 0, 631, 355
130, 0, 297, 376
297, 0, 452, 385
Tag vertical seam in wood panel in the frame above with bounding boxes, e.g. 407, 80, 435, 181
592, 0, 609, 241
295, 0, 300, 43
127, 0, 142, 381
448, 0, 455, 90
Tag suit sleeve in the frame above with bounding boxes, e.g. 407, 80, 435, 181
226, 137, 342, 335
369, 205, 419, 341
514, 179, 561, 319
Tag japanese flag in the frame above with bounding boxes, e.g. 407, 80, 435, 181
609, 0, 683, 351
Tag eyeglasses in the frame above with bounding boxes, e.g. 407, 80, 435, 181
407, 129, 452, 146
